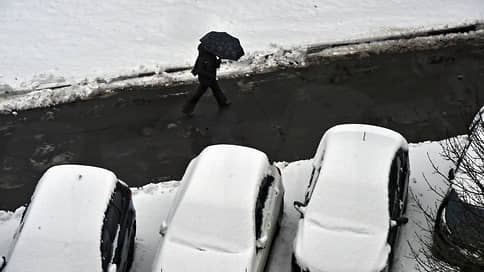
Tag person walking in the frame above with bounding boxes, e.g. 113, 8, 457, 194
182, 44, 230, 116
182, 31, 244, 116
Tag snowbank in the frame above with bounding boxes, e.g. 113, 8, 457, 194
1, 0, 483, 98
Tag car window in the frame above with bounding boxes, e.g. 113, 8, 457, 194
255, 175, 274, 239
100, 191, 123, 270
388, 155, 400, 219
397, 151, 408, 201
305, 167, 319, 204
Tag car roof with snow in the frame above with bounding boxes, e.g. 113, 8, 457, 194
177, 144, 270, 209
156, 144, 270, 271
5, 164, 118, 272
297, 124, 407, 272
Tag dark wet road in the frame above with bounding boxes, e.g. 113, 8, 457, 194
1, 36, 483, 210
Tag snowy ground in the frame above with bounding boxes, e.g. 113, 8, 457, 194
0, 139, 454, 271
1, 0, 483, 109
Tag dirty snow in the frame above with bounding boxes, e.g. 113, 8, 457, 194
0, 139, 459, 271
0, 0, 483, 111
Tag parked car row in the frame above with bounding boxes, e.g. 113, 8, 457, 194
2, 123, 444, 272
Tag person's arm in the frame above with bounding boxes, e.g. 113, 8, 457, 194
197, 59, 217, 79
216, 57, 221, 68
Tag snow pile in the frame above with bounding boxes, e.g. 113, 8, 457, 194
0, 0, 483, 108
0, 208, 24, 256
0, 139, 466, 271
129, 181, 179, 272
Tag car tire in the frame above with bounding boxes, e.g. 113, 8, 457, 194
126, 221, 136, 272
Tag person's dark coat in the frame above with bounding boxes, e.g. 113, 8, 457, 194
191, 44, 221, 84
183, 44, 228, 115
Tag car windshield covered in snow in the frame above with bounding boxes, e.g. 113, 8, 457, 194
169, 202, 252, 252
163, 145, 271, 253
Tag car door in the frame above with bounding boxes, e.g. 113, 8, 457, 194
398, 150, 410, 213
112, 184, 134, 272
101, 197, 122, 272
102, 186, 134, 272
305, 155, 325, 205
254, 172, 280, 272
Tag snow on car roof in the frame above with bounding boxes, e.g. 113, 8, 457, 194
300, 124, 407, 271
162, 145, 269, 260
5, 164, 117, 272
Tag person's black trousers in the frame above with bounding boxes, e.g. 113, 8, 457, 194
183, 77, 228, 113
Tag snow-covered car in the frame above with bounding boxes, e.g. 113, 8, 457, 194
151, 144, 284, 272
432, 107, 484, 270
0, 165, 136, 272
292, 124, 410, 272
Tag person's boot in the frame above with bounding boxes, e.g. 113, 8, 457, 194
182, 104, 195, 117
219, 100, 231, 108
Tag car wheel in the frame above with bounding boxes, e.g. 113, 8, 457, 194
126, 221, 136, 271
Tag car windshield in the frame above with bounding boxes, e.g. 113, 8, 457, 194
445, 190, 484, 248
307, 176, 389, 233
169, 202, 253, 253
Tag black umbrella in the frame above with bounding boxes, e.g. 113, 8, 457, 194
199, 31, 244, 61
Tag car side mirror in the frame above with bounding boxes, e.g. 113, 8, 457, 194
390, 216, 408, 228
447, 168, 455, 182
256, 234, 268, 249
0, 256, 6, 271
159, 220, 168, 236
293, 201, 306, 218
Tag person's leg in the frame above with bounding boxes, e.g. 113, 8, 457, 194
182, 82, 208, 114
209, 80, 230, 107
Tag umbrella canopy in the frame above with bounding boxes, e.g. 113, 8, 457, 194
199, 31, 244, 61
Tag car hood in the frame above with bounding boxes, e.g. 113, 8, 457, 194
445, 190, 484, 250
154, 237, 255, 272
294, 219, 390, 272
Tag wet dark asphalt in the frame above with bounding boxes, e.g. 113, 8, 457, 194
0, 36, 483, 210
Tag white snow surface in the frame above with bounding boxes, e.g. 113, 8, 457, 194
294, 124, 407, 272
152, 144, 269, 271
3, 165, 117, 272
0, 0, 483, 94
0, 139, 464, 272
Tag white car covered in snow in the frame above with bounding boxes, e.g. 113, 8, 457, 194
151, 144, 284, 272
292, 124, 409, 272
0, 165, 137, 272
